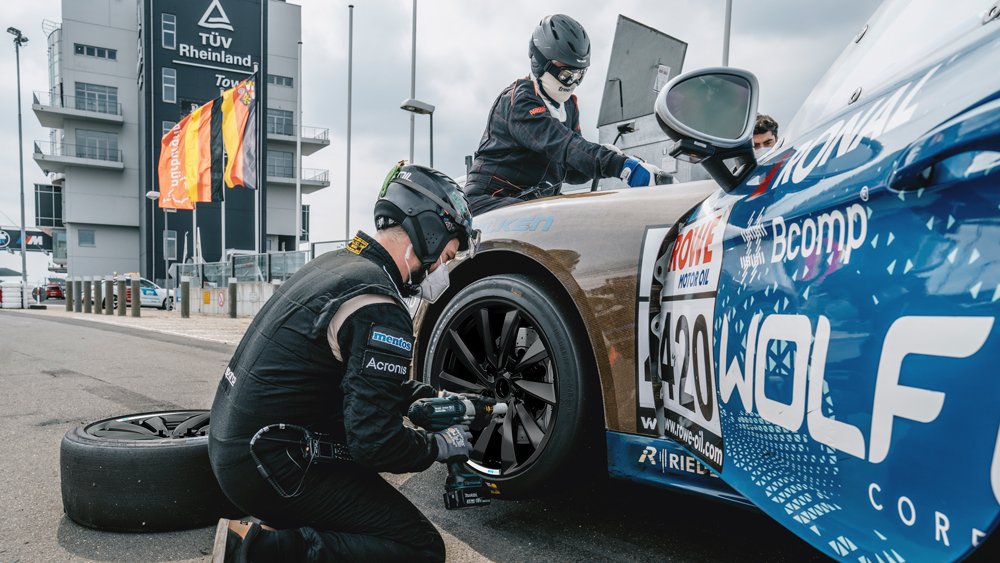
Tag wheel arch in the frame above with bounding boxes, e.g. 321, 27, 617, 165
414, 247, 615, 429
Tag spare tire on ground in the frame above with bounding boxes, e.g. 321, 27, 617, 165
60, 410, 239, 532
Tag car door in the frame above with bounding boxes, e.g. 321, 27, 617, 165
139, 279, 159, 307
710, 2, 1000, 560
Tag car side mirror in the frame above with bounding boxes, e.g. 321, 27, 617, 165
654, 67, 759, 191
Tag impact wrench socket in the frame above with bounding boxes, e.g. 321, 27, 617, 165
407, 395, 508, 510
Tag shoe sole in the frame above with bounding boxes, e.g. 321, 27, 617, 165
211, 518, 233, 563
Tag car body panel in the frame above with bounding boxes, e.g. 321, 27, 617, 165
639, 7, 1000, 560
433, 182, 717, 433
415, 1, 1000, 559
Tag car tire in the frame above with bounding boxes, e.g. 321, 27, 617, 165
60, 410, 239, 532
423, 274, 601, 499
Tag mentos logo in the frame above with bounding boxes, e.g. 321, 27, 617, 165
372, 331, 412, 352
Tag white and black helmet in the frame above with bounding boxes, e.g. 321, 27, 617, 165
529, 14, 591, 86
374, 162, 480, 270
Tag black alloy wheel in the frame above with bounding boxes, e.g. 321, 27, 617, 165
61, 410, 238, 532
424, 274, 600, 498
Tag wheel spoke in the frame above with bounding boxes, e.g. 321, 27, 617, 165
448, 329, 490, 385
513, 338, 548, 373
477, 309, 498, 367
500, 410, 517, 471
515, 403, 545, 448
92, 421, 158, 439
496, 310, 521, 368
439, 371, 487, 393
471, 418, 498, 462
143, 416, 169, 436
513, 380, 556, 405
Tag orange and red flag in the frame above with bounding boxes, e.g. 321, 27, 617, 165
221, 78, 258, 191
157, 98, 224, 209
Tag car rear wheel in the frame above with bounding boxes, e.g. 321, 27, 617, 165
423, 274, 601, 499
60, 410, 238, 532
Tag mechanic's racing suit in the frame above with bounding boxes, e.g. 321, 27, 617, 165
208, 231, 444, 562
463, 76, 628, 215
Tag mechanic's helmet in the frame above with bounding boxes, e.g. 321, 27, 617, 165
374, 161, 480, 270
529, 14, 591, 86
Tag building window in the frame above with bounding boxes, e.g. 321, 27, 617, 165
162, 68, 176, 103
74, 43, 117, 60
78, 229, 96, 247
74, 82, 118, 115
163, 230, 177, 260
301, 204, 310, 242
267, 74, 293, 88
35, 184, 63, 228
267, 150, 294, 178
53, 230, 67, 262
75, 129, 119, 162
161, 13, 176, 50
267, 108, 294, 136
162, 121, 177, 136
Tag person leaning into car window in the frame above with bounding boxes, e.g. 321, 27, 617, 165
462, 14, 662, 215
207, 163, 480, 562
753, 113, 779, 158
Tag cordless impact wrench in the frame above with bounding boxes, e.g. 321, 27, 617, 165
407, 395, 508, 509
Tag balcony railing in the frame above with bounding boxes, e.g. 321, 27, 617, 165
33, 91, 122, 117
267, 166, 329, 182
34, 140, 123, 163
265, 123, 330, 141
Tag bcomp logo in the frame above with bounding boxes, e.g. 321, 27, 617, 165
372, 331, 412, 352
0, 230, 9, 249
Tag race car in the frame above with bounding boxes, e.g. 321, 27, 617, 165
413, 1, 999, 560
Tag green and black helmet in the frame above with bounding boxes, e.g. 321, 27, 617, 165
374, 162, 480, 269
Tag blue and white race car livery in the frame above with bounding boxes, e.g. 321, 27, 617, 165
625, 1, 1000, 559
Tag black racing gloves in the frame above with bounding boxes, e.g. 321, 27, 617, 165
432, 426, 473, 462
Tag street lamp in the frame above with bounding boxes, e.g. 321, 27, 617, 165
8, 27, 29, 299
400, 98, 435, 167
145, 191, 158, 283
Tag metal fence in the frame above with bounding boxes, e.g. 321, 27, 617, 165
173, 244, 346, 288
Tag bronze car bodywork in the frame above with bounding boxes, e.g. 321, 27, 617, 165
413, 180, 718, 434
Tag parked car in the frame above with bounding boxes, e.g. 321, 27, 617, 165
102, 275, 173, 310
45, 282, 64, 300
413, 1, 999, 560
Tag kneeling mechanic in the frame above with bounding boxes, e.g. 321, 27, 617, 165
208, 162, 480, 562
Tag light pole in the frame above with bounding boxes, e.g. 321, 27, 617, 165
145, 191, 159, 283
400, 98, 434, 167
8, 27, 29, 296
408, 0, 417, 163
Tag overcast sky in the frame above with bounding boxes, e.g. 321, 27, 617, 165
0, 0, 878, 279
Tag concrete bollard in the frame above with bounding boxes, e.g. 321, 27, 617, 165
117, 279, 127, 316
82, 278, 92, 314
228, 278, 237, 319
180, 279, 190, 319
93, 278, 103, 314
130, 278, 141, 317
65, 278, 73, 311
104, 279, 114, 315
74, 279, 83, 313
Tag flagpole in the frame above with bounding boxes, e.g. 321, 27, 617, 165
219, 87, 226, 262
294, 41, 303, 252
253, 62, 261, 254
193, 205, 199, 265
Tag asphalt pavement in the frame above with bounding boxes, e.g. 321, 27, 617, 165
0, 309, 824, 562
